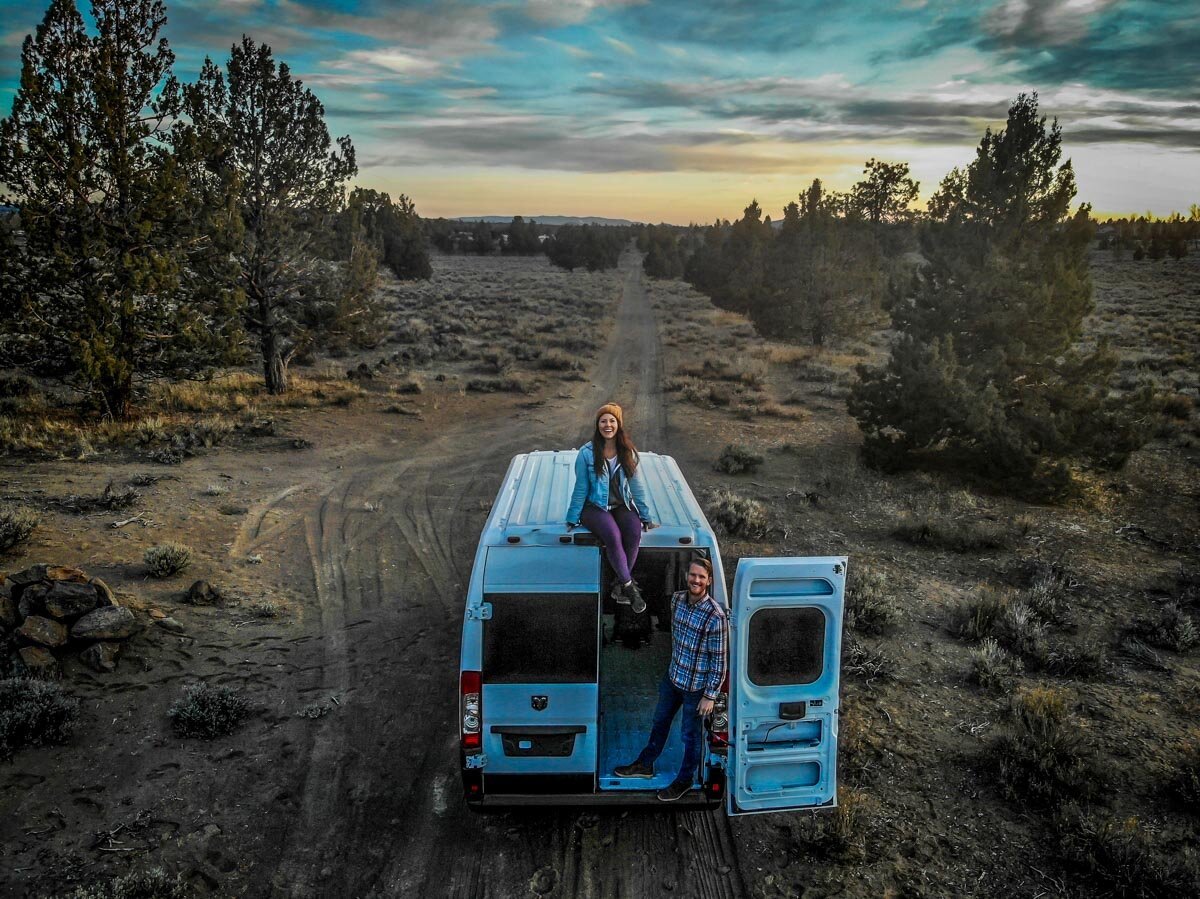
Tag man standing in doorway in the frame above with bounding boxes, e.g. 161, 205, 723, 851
614, 557, 727, 801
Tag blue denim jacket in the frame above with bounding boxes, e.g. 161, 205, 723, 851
565, 442, 651, 526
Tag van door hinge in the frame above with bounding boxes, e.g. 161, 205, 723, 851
467, 603, 493, 620
464, 753, 488, 769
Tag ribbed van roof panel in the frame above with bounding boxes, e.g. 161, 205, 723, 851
486, 450, 708, 544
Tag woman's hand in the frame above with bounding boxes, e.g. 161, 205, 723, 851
566, 522, 577, 531
642, 520, 659, 532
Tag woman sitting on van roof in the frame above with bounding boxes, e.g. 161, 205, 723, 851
566, 403, 653, 614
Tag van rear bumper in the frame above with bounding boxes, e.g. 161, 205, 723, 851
463, 769, 725, 810
467, 790, 721, 810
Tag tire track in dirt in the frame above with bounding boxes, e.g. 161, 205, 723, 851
259, 252, 747, 898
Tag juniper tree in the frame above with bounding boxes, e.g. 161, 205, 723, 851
0, 0, 231, 417
175, 37, 356, 394
849, 94, 1146, 495
757, 181, 881, 346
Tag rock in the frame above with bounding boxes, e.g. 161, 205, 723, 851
17, 615, 68, 648
0, 594, 17, 631
185, 580, 222, 606
43, 582, 99, 619
149, 609, 167, 619
89, 578, 117, 607
0, 575, 10, 598
8, 564, 48, 592
156, 617, 186, 634
71, 605, 141, 641
46, 566, 88, 583
80, 641, 121, 673
18, 582, 49, 619
17, 645, 60, 678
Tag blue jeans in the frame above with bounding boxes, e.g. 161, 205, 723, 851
635, 675, 705, 786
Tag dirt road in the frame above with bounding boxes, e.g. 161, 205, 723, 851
243, 255, 747, 898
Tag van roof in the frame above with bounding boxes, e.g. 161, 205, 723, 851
484, 450, 713, 548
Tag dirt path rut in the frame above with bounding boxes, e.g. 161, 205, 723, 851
256, 255, 748, 898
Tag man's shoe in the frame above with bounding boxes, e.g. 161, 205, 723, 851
614, 760, 653, 778
657, 780, 691, 802
627, 581, 647, 615
612, 582, 631, 605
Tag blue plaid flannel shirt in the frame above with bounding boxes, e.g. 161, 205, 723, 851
667, 590, 727, 699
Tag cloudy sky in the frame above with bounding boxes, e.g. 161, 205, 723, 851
1, 0, 1197, 223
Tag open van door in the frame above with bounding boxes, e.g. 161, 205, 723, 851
727, 557, 845, 815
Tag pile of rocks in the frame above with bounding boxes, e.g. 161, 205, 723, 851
0, 564, 141, 677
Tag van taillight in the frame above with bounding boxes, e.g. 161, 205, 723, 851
461, 670, 481, 750
711, 672, 730, 745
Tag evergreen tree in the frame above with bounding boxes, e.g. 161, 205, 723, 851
849, 158, 920, 225
340, 188, 430, 279
0, 0, 232, 417
849, 94, 1146, 495
711, 200, 771, 313
175, 37, 355, 394
756, 182, 881, 346
642, 225, 684, 279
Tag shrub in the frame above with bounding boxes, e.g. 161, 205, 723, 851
968, 638, 1024, 692
704, 489, 768, 539
0, 678, 79, 759
0, 505, 38, 552
144, 543, 193, 578
0, 372, 38, 398
994, 602, 1050, 670
947, 587, 1011, 641
1044, 638, 1109, 679
844, 638, 894, 683
894, 514, 1017, 552
1119, 636, 1171, 672
168, 682, 249, 739
1054, 807, 1200, 899
53, 866, 190, 899
466, 374, 535, 394
538, 349, 584, 372
991, 686, 1094, 807
1023, 570, 1074, 627
1130, 603, 1198, 652
714, 444, 764, 475
845, 567, 898, 636
393, 375, 424, 395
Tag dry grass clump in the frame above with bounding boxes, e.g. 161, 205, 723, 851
948, 586, 1012, 641
51, 867, 191, 899
466, 374, 536, 394
537, 349, 584, 372
1053, 807, 1200, 899
168, 682, 249, 740
0, 505, 38, 552
894, 512, 1026, 552
678, 357, 767, 388
703, 488, 768, 539
991, 686, 1095, 807
0, 678, 79, 759
1129, 602, 1198, 652
714, 443, 764, 475
392, 375, 424, 395
153, 372, 259, 413
844, 567, 898, 636
968, 638, 1025, 692
790, 788, 870, 862
144, 543, 193, 578
843, 638, 894, 684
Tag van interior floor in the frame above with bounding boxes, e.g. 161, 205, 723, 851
597, 613, 691, 791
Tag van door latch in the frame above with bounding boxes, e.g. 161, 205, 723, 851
467, 603, 493, 620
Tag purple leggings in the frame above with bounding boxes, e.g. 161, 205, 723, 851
580, 503, 643, 584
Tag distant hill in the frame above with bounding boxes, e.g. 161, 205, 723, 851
455, 215, 640, 227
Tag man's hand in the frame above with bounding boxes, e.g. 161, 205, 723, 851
642, 520, 660, 532
697, 697, 714, 716
566, 522, 576, 531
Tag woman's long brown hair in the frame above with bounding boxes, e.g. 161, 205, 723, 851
591, 414, 639, 478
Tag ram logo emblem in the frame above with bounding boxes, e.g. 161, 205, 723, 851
531, 695, 548, 711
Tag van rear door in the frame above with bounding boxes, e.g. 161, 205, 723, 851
480, 546, 600, 778
727, 557, 845, 815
